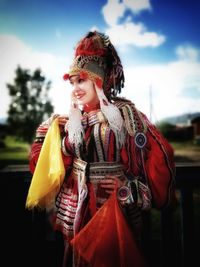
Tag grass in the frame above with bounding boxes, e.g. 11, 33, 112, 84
170, 140, 200, 151
170, 140, 200, 163
0, 135, 30, 168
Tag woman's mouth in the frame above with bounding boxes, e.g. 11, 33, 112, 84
75, 93, 85, 99
76, 95, 84, 100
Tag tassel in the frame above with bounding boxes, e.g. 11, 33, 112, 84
65, 104, 84, 147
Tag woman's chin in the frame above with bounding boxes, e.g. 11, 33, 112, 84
76, 98, 85, 105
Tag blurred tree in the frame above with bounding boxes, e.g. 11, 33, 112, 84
156, 122, 176, 140
7, 66, 54, 143
157, 121, 193, 142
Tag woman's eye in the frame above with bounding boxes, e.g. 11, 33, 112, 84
69, 79, 74, 85
78, 78, 84, 83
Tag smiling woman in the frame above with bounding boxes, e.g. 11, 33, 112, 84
70, 76, 100, 108
26, 31, 177, 267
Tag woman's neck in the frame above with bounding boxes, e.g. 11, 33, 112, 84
83, 103, 100, 113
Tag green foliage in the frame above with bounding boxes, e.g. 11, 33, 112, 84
7, 66, 54, 143
156, 122, 176, 139
156, 121, 193, 142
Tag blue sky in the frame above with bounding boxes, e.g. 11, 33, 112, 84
0, 0, 200, 122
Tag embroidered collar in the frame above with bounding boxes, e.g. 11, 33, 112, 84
82, 110, 106, 127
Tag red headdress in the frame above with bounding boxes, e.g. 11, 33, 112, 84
63, 31, 125, 99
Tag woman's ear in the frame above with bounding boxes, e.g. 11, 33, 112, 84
94, 82, 102, 92
94, 83, 110, 107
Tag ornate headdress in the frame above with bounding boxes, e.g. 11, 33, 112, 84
64, 31, 126, 147
63, 31, 125, 99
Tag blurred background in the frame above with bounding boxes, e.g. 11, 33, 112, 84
0, 0, 200, 165
0, 1, 199, 266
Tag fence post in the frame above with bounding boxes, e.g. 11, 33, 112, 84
180, 186, 194, 267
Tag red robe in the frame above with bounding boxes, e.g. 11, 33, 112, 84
29, 99, 176, 267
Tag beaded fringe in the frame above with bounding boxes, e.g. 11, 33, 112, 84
65, 105, 84, 147
95, 87, 125, 148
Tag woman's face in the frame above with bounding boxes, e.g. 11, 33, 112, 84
70, 75, 99, 109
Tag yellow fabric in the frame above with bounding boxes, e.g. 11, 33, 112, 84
26, 118, 65, 210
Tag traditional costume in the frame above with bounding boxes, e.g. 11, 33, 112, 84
26, 31, 176, 267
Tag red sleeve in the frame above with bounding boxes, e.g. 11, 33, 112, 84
120, 126, 176, 210
144, 127, 176, 209
29, 123, 49, 174
29, 124, 74, 174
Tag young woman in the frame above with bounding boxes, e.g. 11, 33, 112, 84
27, 31, 176, 267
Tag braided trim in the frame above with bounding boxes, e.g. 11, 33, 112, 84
73, 55, 106, 68
93, 123, 104, 162
121, 105, 136, 136
100, 122, 110, 161
113, 97, 147, 136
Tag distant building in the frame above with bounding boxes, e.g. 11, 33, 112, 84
191, 116, 200, 143
175, 113, 192, 127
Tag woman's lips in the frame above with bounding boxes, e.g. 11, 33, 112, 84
75, 93, 85, 99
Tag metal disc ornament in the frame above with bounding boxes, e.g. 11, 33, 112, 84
135, 132, 147, 148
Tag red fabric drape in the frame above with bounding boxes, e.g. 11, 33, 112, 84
145, 130, 175, 209
71, 191, 145, 267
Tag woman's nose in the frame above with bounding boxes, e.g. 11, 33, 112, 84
71, 82, 77, 90
74, 90, 80, 96
73, 85, 82, 95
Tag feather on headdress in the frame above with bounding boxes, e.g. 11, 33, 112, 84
63, 31, 125, 99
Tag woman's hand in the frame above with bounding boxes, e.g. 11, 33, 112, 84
57, 115, 69, 126
47, 114, 68, 131
100, 176, 125, 195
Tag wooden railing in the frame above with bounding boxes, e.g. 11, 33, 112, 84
1, 163, 200, 267
172, 163, 200, 267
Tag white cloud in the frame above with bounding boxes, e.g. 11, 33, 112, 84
105, 21, 165, 47
124, 0, 151, 14
102, 0, 151, 26
121, 47, 200, 122
175, 44, 200, 62
102, 0, 125, 26
0, 34, 72, 119
102, 0, 165, 48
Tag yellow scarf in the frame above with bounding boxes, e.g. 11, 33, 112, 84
26, 118, 65, 210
